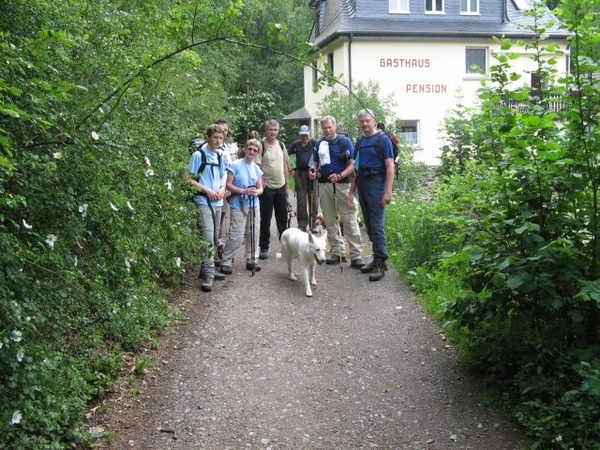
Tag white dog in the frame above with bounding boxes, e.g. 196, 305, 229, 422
276, 228, 327, 297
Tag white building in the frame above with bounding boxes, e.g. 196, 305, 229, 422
293, 0, 570, 165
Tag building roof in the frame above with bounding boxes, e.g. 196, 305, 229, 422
311, 0, 570, 48
283, 106, 312, 121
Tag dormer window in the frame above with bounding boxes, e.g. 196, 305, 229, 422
460, 0, 479, 14
425, 0, 444, 13
390, 0, 410, 13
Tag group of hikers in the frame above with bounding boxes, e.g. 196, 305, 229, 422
186, 110, 396, 292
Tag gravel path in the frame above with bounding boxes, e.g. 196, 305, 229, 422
90, 212, 523, 450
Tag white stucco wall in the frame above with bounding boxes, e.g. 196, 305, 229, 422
304, 38, 570, 165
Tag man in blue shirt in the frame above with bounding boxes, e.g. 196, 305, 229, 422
349, 109, 395, 281
309, 116, 365, 269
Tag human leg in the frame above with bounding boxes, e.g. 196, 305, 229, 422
259, 188, 275, 256
273, 186, 289, 240
357, 176, 388, 279
295, 172, 309, 230
197, 204, 218, 290
319, 183, 344, 257
336, 183, 363, 261
220, 207, 246, 272
360, 178, 387, 261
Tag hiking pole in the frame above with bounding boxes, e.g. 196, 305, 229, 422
249, 189, 256, 277
308, 173, 314, 232
332, 182, 343, 273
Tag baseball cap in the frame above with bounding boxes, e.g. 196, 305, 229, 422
299, 125, 310, 135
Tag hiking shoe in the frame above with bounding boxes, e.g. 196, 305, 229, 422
214, 271, 226, 281
246, 262, 262, 272
326, 254, 341, 265
350, 257, 366, 269
220, 265, 233, 275
369, 259, 386, 282
200, 277, 213, 292
259, 249, 269, 260
361, 259, 387, 273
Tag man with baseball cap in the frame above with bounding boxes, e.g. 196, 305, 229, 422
288, 125, 318, 231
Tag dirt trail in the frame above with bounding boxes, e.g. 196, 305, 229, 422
90, 210, 522, 450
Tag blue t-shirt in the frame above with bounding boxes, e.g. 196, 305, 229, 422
188, 145, 228, 206
354, 132, 394, 177
227, 159, 263, 210
314, 134, 354, 181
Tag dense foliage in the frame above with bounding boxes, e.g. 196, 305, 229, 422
0, 0, 313, 448
389, 1, 600, 448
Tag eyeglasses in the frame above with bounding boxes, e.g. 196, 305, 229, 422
246, 147, 259, 153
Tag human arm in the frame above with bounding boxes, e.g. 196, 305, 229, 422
348, 169, 357, 206
381, 158, 395, 205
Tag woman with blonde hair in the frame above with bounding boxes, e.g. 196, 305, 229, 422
219, 139, 264, 274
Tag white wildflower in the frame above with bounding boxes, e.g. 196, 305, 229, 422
45, 234, 57, 249
175, 257, 181, 268
91, 131, 99, 141
145, 169, 154, 177
144, 156, 151, 166
79, 203, 88, 217
53, 152, 62, 160
124, 257, 132, 270
22, 219, 32, 229
11, 330, 22, 342
11, 410, 22, 425
275, 23, 282, 29
16, 349, 24, 362
165, 180, 173, 190
110, 202, 118, 211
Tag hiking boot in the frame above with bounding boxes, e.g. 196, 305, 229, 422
369, 259, 386, 282
214, 271, 226, 280
326, 254, 341, 265
246, 262, 262, 272
361, 259, 388, 273
259, 249, 269, 260
350, 257, 366, 269
220, 265, 233, 275
360, 259, 375, 273
200, 276, 213, 292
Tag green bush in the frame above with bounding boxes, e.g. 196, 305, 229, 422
389, 3, 600, 448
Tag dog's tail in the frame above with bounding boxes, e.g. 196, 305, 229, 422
275, 252, 283, 260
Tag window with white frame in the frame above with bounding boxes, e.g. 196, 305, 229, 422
465, 48, 487, 74
390, 0, 410, 13
460, 0, 479, 14
326, 53, 334, 85
399, 120, 420, 146
425, 0, 444, 13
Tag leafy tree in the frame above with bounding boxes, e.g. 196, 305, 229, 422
316, 80, 397, 140
0, 0, 319, 447
404, 2, 600, 448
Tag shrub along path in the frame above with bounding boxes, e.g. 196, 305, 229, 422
89, 208, 523, 450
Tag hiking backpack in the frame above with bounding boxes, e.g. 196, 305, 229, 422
189, 137, 222, 177
355, 131, 399, 178
261, 139, 286, 157
309, 134, 351, 168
